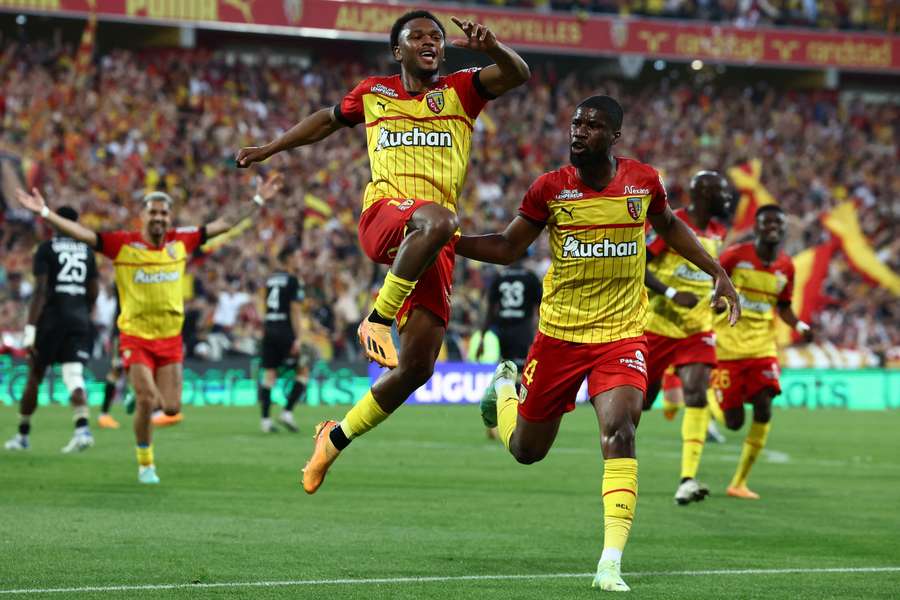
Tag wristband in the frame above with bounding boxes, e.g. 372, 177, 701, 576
795, 321, 811, 334
252, 194, 265, 207
40, 206, 50, 218
23, 324, 36, 347
664, 287, 677, 300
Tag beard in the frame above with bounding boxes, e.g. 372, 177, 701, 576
569, 147, 606, 169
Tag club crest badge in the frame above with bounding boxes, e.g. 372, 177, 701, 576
626, 197, 642, 221
426, 91, 444, 114
166, 243, 178, 259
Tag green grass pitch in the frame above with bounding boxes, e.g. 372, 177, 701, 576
1, 404, 898, 599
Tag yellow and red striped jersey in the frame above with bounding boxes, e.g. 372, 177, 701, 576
715, 242, 794, 360
98, 228, 204, 340
519, 159, 668, 344
336, 69, 492, 214
645, 208, 727, 339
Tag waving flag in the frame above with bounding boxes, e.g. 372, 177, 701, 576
823, 202, 900, 295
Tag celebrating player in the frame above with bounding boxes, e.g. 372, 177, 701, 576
456, 96, 740, 591
714, 204, 811, 499
258, 245, 314, 433
642, 170, 731, 505
5, 206, 98, 453
14, 173, 283, 483
236, 10, 530, 493
475, 258, 542, 439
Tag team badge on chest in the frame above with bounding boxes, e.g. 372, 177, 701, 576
626, 197, 642, 221
426, 91, 445, 114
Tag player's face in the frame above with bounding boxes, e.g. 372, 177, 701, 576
755, 210, 786, 245
569, 107, 617, 168
394, 18, 445, 77
703, 177, 732, 219
142, 200, 171, 239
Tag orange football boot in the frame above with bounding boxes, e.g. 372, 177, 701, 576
726, 485, 760, 500
357, 319, 398, 368
152, 412, 183, 427
97, 414, 120, 429
302, 420, 341, 494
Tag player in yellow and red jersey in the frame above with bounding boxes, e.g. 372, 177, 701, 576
714, 205, 812, 500
237, 10, 530, 494
455, 96, 740, 592
642, 171, 732, 506
14, 174, 283, 484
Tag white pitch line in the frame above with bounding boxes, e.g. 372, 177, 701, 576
2, 566, 899, 595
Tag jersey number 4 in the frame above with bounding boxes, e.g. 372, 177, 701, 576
57, 252, 87, 283
522, 359, 538, 386
266, 285, 282, 310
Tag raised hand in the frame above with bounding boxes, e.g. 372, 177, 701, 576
236, 146, 271, 168
15, 187, 47, 214
450, 17, 498, 52
256, 172, 284, 201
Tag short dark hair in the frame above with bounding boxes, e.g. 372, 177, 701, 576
143, 191, 173, 209
755, 204, 785, 220
390, 10, 445, 51
576, 95, 624, 131
277, 244, 298, 264
57, 206, 79, 222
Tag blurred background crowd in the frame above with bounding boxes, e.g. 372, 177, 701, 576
0, 13, 897, 366
461, 0, 900, 32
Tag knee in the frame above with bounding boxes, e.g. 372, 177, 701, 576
603, 420, 636, 450
510, 443, 548, 465
422, 210, 458, 246
754, 406, 772, 424
724, 411, 744, 431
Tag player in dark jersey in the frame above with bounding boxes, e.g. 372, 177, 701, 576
5, 206, 99, 453
475, 258, 541, 438
258, 245, 315, 433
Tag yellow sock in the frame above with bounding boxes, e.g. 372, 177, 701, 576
136, 445, 154, 467
372, 271, 417, 320
681, 407, 708, 480
495, 381, 518, 451
340, 390, 390, 440
602, 458, 638, 555
706, 388, 725, 425
730, 421, 771, 488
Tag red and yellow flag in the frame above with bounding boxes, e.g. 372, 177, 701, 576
727, 159, 777, 233
74, 3, 97, 89
303, 193, 333, 229
823, 201, 900, 295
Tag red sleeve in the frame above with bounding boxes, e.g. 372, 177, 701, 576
646, 224, 667, 256
96, 231, 132, 260
446, 68, 492, 119
718, 245, 740, 276
518, 175, 551, 225
334, 79, 368, 127
173, 227, 203, 254
779, 258, 795, 303
647, 171, 668, 215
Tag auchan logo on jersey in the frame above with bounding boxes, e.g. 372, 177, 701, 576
374, 127, 452, 151
561, 235, 639, 259
133, 269, 180, 284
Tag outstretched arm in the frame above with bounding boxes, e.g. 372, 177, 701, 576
450, 17, 530, 96
777, 301, 813, 343
647, 206, 741, 325
455, 216, 542, 265
205, 172, 284, 239
14, 188, 98, 248
236, 108, 344, 168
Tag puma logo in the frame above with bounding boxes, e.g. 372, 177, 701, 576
559, 206, 575, 219
376, 101, 388, 111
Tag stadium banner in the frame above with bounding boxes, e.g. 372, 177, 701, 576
1, 355, 897, 409
2, 0, 898, 72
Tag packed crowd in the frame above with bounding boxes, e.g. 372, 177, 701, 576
0, 38, 897, 364
464, 0, 899, 32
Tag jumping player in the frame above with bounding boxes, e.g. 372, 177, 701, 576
457, 96, 740, 591
642, 170, 731, 505
237, 10, 530, 493
5, 206, 98, 453
14, 173, 283, 483
258, 245, 313, 433
714, 204, 811, 499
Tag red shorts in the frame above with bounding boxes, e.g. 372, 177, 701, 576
714, 357, 782, 411
518, 333, 648, 423
358, 197, 456, 328
119, 333, 183, 372
645, 331, 717, 386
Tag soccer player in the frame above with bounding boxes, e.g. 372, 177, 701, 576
475, 258, 542, 439
258, 245, 313, 433
714, 204, 811, 499
236, 11, 530, 493
455, 96, 740, 591
4, 206, 98, 453
642, 170, 731, 505
13, 173, 283, 483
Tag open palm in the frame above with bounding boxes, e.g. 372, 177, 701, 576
256, 172, 284, 201
15, 187, 46, 214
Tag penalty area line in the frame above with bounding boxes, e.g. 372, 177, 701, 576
2, 566, 899, 595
